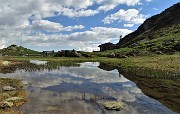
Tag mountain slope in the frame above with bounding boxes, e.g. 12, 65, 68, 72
119, 2, 180, 48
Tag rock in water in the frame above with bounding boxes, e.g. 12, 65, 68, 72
2, 86, 16, 91
103, 101, 124, 111
0, 101, 13, 108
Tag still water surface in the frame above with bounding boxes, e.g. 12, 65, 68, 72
0, 62, 175, 114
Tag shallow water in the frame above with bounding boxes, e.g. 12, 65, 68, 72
30, 60, 48, 65
0, 62, 175, 114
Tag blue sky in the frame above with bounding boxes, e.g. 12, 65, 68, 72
0, 0, 179, 52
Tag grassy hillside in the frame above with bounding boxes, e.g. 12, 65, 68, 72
0, 45, 39, 56
94, 3, 180, 57
119, 3, 180, 48
89, 30, 180, 57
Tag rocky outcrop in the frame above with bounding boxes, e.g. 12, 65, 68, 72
55, 50, 82, 57
2, 86, 16, 91
0, 101, 13, 108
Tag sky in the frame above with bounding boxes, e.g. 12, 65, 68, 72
0, 0, 179, 52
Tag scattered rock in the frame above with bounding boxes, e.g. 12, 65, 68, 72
103, 101, 124, 111
156, 51, 163, 54
6, 97, 24, 102
163, 39, 177, 46
1, 93, 11, 98
174, 43, 180, 51
11, 47, 17, 51
108, 52, 116, 58
0, 101, 13, 108
126, 50, 139, 57
22, 81, 28, 85
2, 86, 16, 91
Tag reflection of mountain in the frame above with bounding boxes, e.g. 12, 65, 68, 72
98, 62, 180, 113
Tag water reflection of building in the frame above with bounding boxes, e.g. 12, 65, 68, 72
98, 63, 116, 71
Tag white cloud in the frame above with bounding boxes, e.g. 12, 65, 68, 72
31, 20, 63, 32
22, 27, 132, 52
103, 9, 147, 25
46, 0, 94, 9
146, 0, 153, 2
31, 20, 84, 32
153, 8, 159, 10
124, 24, 134, 27
59, 7, 99, 18
0, 0, 138, 52
63, 25, 85, 31
0, 40, 7, 49
97, 0, 141, 11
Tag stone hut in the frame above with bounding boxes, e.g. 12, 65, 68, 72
98, 35, 122, 52
98, 42, 116, 52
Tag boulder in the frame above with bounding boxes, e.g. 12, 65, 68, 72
0, 101, 13, 108
126, 50, 139, 57
163, 39, 176, 46
2, 86, 16, 91
103, 101, 124, 111
174, 43, 180, 51
108, 52, 116, 58
156, 51, 163, 54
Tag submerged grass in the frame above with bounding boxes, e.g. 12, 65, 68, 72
0, 54, 180, 73
1, 54, 180, 78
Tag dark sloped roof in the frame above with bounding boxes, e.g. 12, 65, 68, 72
98, 42, 115, 47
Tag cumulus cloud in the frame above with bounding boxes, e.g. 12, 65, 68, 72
124, 24, 134, 27
0, 0, 138, 51
97, 0, 141, 11
103, 9, 147, 26
59, 7, 99, 18
31, 20, 84, 32
31, 20, 63, 32
23, 27, 132, 52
